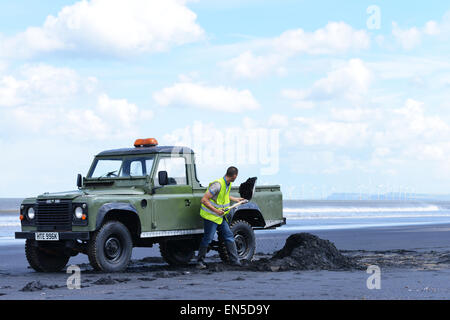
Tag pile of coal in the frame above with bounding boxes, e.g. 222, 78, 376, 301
250, 233, 361, 271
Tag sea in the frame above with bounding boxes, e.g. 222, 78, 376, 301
2, 198, 450, 246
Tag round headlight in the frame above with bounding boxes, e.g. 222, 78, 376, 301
74, 207, 84, 219
27, 207, 35, 220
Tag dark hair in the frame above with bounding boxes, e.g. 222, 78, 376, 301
226, 166, 238, 177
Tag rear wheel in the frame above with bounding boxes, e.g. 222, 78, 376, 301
87, 221, 133, 272
219, 220, 255, 263
25, 240, 70, 272
160, 239, 196, 266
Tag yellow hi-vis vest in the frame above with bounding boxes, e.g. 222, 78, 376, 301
200, 178, 231, 225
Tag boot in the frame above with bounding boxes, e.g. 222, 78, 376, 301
196, 246, 208, 269
225, 241, 241, 266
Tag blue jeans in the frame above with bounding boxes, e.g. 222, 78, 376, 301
200, 218, 235, 248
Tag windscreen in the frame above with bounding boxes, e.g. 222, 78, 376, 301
88, 156, 155, 178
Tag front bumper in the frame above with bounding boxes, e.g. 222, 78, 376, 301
15, 232, 90, 240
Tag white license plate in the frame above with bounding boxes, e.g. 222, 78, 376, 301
35, 232, 59, 241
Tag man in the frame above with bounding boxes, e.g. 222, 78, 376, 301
196, 166, 245, 269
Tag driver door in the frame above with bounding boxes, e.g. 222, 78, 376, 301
151, 155, 198, 231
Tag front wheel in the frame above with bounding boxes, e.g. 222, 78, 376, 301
219, 220, 255, 263
25, 240, 70, 272
87, 221, 133, 272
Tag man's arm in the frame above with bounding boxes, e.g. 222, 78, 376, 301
201, 190, 226, 216
230, 195, 245, 203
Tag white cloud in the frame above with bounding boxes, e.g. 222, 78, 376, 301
219, 22, 370, 79
96, 94, 153, 128
219, 51, 287, 79
373, 147, 391, 158
0, 63, 153, 140
424, 21, 441, 35
282, 59, 372, 107
257, 96, 450, 183
274, 22, 370, 55
0, 0, 204, 58
331, 107, 382, 122
288, 117, 370, 147
392, 22, 423, 50
370, 99, 450, 160
57, 108, 111, 140
268, 114, 289, 128
0, 76, 22, 107
10, 94, 153, 140
268, 97, 450, 173
0, 61, 7, 73
391, 14, 449, 50
0, 64, 97, 107
65, 94, 153, 140
411, 143, 448, 161
368, 56, 450, 80
391, 99, 449, 140
153, 81, 260, 112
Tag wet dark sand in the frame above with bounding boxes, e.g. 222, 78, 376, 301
1, 223, 450, 300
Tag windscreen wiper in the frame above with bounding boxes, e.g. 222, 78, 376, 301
97, 170, 118, 180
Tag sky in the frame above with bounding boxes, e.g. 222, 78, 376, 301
1, 0, 450, 198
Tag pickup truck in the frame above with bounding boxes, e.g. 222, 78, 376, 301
15, 138, 284, 272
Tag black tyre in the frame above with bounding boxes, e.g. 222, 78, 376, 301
160, 239, 196, 266
219, 220, 255, 263
25, 239, 70, 272
87, 221, 133, 272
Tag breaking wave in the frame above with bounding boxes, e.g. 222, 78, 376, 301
283, 205, 440, 214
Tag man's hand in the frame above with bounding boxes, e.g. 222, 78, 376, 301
216, 208, 227, 216
230, 196, 245, 203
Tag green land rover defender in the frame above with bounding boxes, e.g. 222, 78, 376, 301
15, 138, 284, 272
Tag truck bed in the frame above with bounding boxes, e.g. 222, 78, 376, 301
193, 184, 283, 229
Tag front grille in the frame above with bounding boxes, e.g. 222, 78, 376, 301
36, 199, 72, 231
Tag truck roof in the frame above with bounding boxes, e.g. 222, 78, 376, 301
97, 146, 194, 157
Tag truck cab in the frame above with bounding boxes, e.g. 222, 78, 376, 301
16, 138, 284, 272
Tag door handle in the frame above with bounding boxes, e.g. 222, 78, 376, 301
185, 199, 191, 207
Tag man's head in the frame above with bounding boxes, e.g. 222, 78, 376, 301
225, 166, 238, 182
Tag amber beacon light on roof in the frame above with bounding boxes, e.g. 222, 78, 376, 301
134, 138, 158, 148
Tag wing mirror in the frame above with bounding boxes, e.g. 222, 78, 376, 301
158, 171, 168, 186
77, 174, 83, 188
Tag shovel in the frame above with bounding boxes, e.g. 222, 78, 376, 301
227, 199, 249, 210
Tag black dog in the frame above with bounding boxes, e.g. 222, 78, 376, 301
239, 177, 257, 200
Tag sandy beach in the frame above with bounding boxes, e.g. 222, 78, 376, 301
0, 223, 449, 300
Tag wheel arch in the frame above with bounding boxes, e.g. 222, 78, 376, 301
230, 202, 265, 228
95, 203, 141, 244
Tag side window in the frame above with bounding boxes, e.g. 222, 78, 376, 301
155, 157, 187, 186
